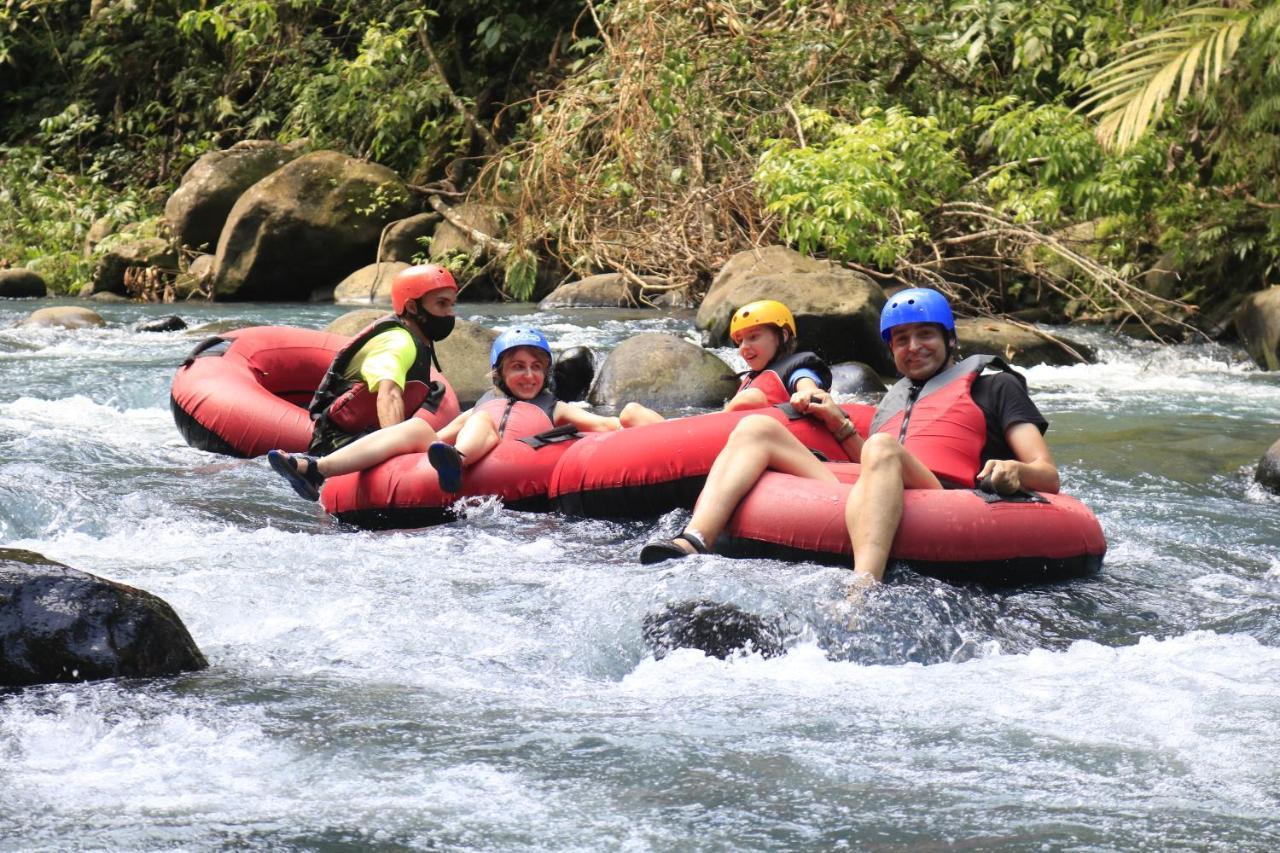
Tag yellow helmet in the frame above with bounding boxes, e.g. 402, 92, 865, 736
729, 300, 796, 344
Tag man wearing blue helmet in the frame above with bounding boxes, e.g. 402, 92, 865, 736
640, 288, 1060, 586
266, 326, 627, 500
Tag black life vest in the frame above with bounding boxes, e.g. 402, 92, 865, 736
737, 351, 831, 406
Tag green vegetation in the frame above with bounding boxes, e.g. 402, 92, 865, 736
2, 0, 1278, 328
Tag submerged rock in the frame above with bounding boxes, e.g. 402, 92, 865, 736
21, 306, 105, 329
1257, 437, 1280, 494
642, 599, 786, 659
0, 549, 207, 687
134, 315, 187, 333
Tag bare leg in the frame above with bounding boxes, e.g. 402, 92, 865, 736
453, 410, 501, 467
676, 415, 838, 552
310, 419, 438, 478
843, 433, 942, 583
619, 402, 665, 428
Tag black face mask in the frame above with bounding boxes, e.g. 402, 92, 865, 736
417, 311, 455, 342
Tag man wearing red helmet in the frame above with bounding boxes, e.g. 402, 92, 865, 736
306, 263, 458, 455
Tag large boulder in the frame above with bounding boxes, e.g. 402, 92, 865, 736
1234, 286, 1280, 370
696, 247, 890, 373
0, 268, 47, 298
539, 273, 662, 309
590, 333, 738, 410
954, 318, 1094, 367
325, 308, 387, 338
382, 213, 439, 263
435, 319, 499, 407
165, 140, 303, 252
829, 361, 887, 395
21, 306, 104, 329
332, 262, 410, 306
0, 549, 207, 687
88, 237, 177, 297
212, 150, 418, 302
1257, 437, 1280, 495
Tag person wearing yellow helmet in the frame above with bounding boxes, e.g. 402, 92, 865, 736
639, 288, 1060, 587
620, 299, 831, 427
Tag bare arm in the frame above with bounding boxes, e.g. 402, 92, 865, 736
722, 387, 769, 412
553, 402, 622, 433
978, 422, 1059, 494
792, 388, 865, 461
375, 379, 406, 428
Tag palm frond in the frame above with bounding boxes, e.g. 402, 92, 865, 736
1077, 3, 1255, 151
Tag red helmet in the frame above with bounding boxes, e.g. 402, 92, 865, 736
391, 264, 458, 314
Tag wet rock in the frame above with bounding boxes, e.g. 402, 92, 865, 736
697, 246, 890, 373
553, 346, 596, 402
212, 150, 418, 301
164, 140, 303, 252
88, 237, 177, 297
0, 268, 47, 298
1233, 286, 1280, 370
434, 318, 499, 407
829, 361, 886, 395
21, 306, 105, 329
539, 273, 662, 309
134, 315, 187, 333
381, 213, 439, 263
89, 292, 129, 303
954, 318, 1094, 367
589, 333, 738, 409
0, 548, 207, 687
642, 599, 786, 659
1257, 437, 1280, 494
332, 262, 410, 306
325, 308, 387, 338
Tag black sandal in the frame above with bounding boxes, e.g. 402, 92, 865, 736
639, 530, 709, 565
267, 449, 326, 501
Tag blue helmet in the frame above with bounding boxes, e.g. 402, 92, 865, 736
879, 288, 955, 343
490, 327, 552, 368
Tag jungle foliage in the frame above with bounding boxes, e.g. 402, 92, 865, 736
2, 0, 1278, 327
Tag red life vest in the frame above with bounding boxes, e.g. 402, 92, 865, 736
474, 389, 558, 440
737, 351, 831, 406
870, 355, 1012, 487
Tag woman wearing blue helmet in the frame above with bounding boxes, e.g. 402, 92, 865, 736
267, 326, 625, 500
640, 287, 1060, 586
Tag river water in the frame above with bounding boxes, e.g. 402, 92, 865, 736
1, 298, 1278, 850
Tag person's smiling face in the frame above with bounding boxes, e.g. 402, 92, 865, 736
500, 346, 550, 400
888, 322, 950, 381
734, 325, 781, 372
